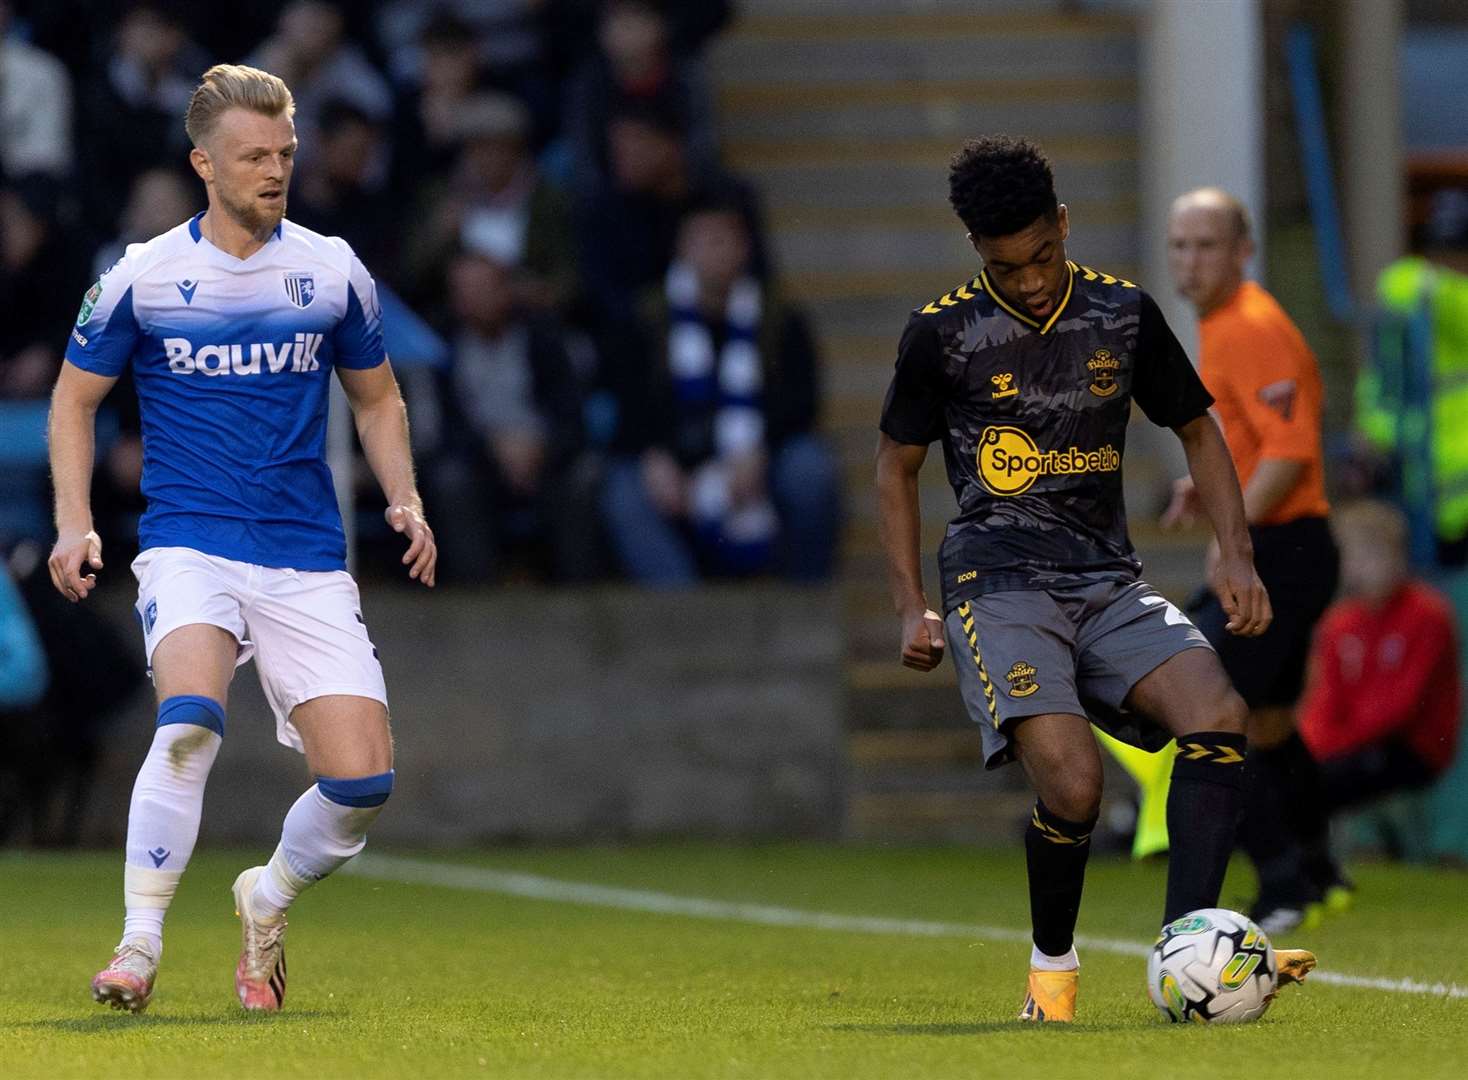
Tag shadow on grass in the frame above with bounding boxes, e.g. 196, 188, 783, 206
830, 1021, 1145, 1036
14, 1010, 328, 1033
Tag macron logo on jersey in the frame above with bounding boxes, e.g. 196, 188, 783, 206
164, 334, 324, 376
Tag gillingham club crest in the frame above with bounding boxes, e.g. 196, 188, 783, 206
283, 271, 316, 309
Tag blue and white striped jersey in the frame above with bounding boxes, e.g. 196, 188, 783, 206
64, 212, 386, 571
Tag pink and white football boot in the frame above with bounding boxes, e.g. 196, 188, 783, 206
91, 940, 158, 1013
231, 867, 287, 1011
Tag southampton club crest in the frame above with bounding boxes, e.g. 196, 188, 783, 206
283, 271, 316, 309
1005, 661, 1040, 698
1087, 348, 1121, 397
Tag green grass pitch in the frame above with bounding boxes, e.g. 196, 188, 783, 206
2, 845, 1463, 1079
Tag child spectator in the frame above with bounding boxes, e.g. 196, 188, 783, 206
1299, 500, 1461, 807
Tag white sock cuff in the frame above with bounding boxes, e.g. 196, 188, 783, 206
1030, 945, 1080, 971
124, 864, 184, 909
269, 843, 313, 893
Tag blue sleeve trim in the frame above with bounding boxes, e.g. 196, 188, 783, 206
333, 283, 386, 370
157, 694, 226, 736
65, 285, 138, 377
318, 769, 394, 807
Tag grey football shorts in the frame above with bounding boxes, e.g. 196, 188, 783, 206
944, 578, 1213, 769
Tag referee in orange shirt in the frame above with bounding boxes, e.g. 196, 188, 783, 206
1164, 188, 1340, 934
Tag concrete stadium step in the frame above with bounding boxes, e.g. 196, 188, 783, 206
720, 75, 1135, 113
733, 0, 1113, 16
715, 21, 1136, 88
719, 86, 1137, 144
725, 133, 1136, 171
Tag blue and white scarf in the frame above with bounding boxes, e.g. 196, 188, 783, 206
665, 262, 777, 566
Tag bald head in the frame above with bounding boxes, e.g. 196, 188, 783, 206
1171, 187, 1252, 242
1167, 187, 1254, 316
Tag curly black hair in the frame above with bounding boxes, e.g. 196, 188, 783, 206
948, 135, 1058, 239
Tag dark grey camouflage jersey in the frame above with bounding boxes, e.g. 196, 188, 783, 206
879, 261, 1213, 614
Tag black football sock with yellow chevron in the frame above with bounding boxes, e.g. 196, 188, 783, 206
1026, 800, 1098, 958
1163, 731, 1247, 924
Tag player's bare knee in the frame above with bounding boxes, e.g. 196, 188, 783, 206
1210, 689, 1248, 735
1036, 760, 1102, 823
1051, 774, 1102, 824
312, 739, 392, 780
1168, 685, 1248, 739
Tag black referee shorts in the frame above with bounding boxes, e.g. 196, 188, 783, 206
1187, 515, 1338, 710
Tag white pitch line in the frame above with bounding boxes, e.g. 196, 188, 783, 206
345, 853, 1467, 1000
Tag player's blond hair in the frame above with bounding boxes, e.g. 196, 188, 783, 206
184, 64, 295, 147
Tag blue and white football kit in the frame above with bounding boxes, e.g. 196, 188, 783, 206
65, 213, 388, 750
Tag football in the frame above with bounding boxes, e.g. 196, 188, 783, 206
1147, 908, 1277, 1023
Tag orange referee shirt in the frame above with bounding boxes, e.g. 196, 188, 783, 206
1197, 281, 1329, 525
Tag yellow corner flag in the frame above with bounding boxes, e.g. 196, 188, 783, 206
1094, 728, 1174, 858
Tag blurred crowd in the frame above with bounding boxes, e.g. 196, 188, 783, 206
0, 0, 841, 588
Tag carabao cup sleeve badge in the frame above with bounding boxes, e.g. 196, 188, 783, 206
77, 281, 103, 326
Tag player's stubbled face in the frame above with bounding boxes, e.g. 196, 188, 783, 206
205, 107, 297, 235
973, 206, 1070, 320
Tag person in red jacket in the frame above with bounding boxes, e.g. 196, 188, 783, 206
1299, 500, 1461, 803
1290, 500, 1461, 907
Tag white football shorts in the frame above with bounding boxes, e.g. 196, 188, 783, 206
131, 546, 389, 752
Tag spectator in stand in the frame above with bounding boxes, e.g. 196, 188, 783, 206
404, 92, 576, 319
579, 97, 766, 326
600, 194, 839, 585
0, 177, 88, 400
1299, 500, 1461, 813
249, 1, 393, 176
74, 2, 208, 235
93, 166, 198, 277
0, 0, 73, 180
547, 0, 733, 75
387, 12, 487, 194
412, 251, 599, 584
289, 99, 397, 276
1263, 499, 1463, 908
378, 2, 558, 149
563, 0, 719, 199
